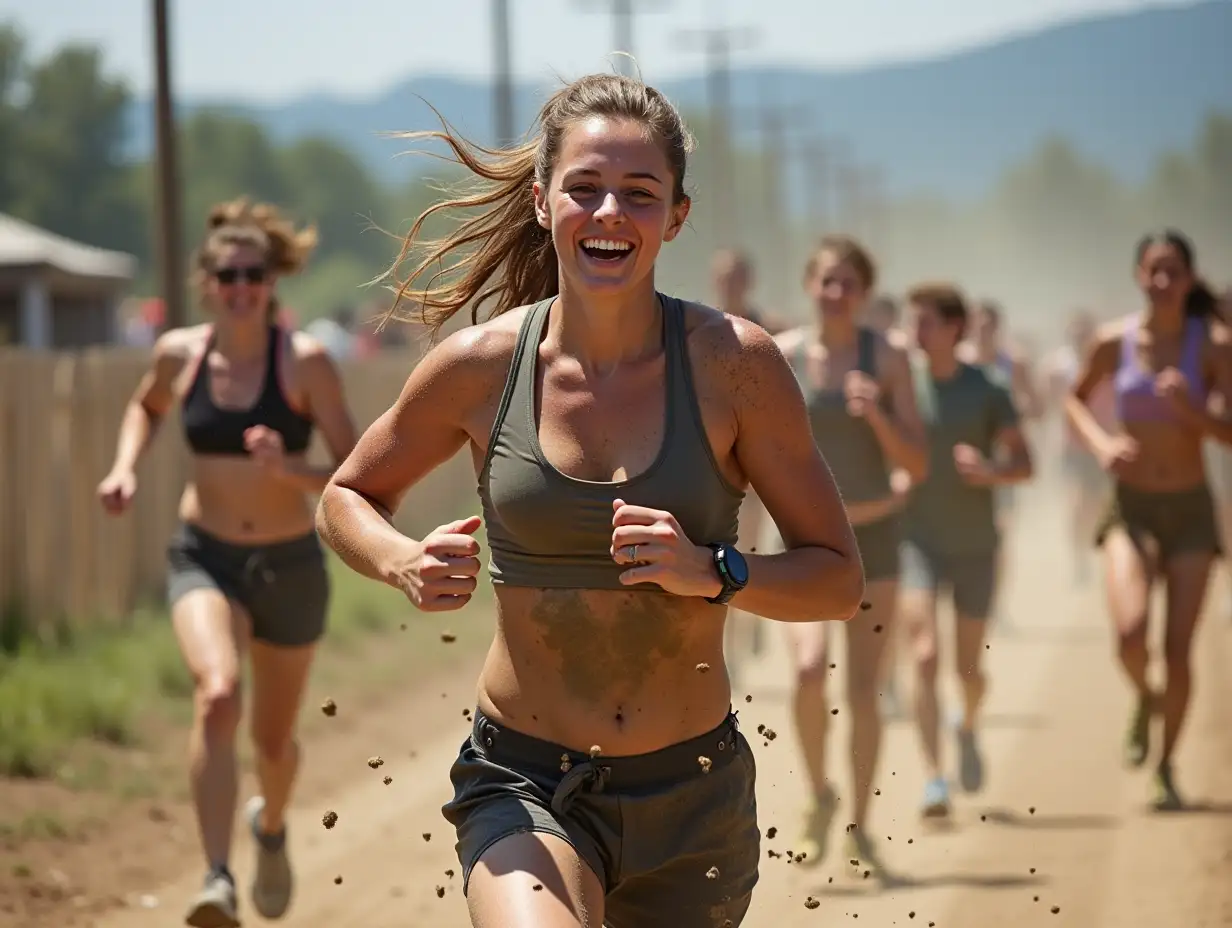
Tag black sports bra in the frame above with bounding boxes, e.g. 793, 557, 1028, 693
180, 326, 314, 456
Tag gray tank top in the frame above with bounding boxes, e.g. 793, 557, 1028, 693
480, 295, 744, 590
788, 327, 893, 504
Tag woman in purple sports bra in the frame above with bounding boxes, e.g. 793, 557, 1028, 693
1065, 229, 1232, 810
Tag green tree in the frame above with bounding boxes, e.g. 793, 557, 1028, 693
278, 136, 387, 264
0, 25, 24, 210
7, 43, 140, 253
177, 109, 289, 248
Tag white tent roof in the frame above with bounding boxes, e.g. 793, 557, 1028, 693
0, 212, 136, 281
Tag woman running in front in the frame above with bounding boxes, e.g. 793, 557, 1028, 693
899, 284, 1034, 818
1066, 229, 1232, 810
97, 198, 358, 928
315, 74, 864, 928
773, 236, 928, 873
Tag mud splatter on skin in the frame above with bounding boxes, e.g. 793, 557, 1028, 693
529, 590, 685, 706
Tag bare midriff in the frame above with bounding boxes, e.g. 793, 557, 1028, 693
179, 454, 316, 543
476, 585, 734, 756
1114, 419, 1208, 493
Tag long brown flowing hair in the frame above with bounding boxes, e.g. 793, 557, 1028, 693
379, 73, 694, 341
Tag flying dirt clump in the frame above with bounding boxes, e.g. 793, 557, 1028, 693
383, 776, 393, 785
698, 756, 713, 773
804, 897, 820, 910
435, 885, 445, 899
696, 662, 711, 673
368, 756, 384, 769
441, 631, 457, 643
322, 810, 338, 830
705, 866, 720, 880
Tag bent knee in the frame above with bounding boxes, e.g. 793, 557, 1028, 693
793, 656, 830, 687
195, 674, 241, 734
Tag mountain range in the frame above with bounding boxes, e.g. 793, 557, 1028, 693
126, 0, 1232, 201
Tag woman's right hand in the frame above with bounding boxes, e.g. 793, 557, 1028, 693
1097, 435, 1140, 477
390, 515, 483, 612
97, 469, 137, 515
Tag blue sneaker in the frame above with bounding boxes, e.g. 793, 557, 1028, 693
921, 777, 951, 819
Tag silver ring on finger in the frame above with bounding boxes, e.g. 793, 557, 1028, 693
627, 544, 639, 563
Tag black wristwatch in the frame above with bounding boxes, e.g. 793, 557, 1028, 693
704, 543, 749, 605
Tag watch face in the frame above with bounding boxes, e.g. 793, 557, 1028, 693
723, 546, 750, 586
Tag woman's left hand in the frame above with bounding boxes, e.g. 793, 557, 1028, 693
610, 499, 720, 598
244, 425, 288, 477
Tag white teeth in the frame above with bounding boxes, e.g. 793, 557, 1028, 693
581, 239, 633, 252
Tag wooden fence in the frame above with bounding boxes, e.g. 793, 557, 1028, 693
0, 346, 475, 636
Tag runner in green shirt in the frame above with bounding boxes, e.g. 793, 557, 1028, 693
900, 283, 1036, 819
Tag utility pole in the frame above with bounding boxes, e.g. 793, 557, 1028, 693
575, 0, 670, 76
492, 0, 515, 146
676, 24, 758, 246
797, 133, 835, 237
736, 86, 809, 306
151, 0, 184, 332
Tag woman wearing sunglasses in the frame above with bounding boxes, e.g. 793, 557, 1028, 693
98, 197, 358, 928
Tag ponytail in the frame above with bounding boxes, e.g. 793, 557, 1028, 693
1185, 279, 1218, 320
380, 127, 558, 339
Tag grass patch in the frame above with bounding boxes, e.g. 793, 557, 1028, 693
0, 555, 488, 781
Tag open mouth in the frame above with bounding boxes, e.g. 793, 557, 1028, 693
579, 237, 635, 264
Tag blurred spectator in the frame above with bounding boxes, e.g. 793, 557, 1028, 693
305, 305, 359, 360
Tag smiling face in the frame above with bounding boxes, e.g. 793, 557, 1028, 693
805, 249, 869, 322
1135, 241, 1194, 314
203, 241, 274, 326
533, 115, 689, 300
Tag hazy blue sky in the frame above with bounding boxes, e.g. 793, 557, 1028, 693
1, 0, 1194, 101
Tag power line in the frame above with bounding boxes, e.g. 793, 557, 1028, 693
491, 0, 516, 146
575, 0, 671, 76
675, 24, 759, 242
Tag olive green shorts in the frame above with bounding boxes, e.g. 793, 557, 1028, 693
441, 709, 761, 927
1094, 483, 1222, 562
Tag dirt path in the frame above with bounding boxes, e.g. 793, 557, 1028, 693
95, 486, 1232, 928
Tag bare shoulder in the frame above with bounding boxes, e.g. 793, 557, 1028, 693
400, 307, 529, 409
151, 323, 208, 372
1094, 315, 1132, 349
682, 299, 785, 360
680, 299, 799, 409
1206, 319, 1232, 348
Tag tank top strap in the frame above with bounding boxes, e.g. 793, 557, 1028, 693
262, 324, 282, 394
856, 327, 877, 377
510, 296, 554, 412
662, 293, 691, 424
1182, 316, 1205, 376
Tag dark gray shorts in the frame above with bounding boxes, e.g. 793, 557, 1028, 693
853, 513, 902, 582
901, 539, 998, 621
166, 522, 329, 647
441, 709, 760, 927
